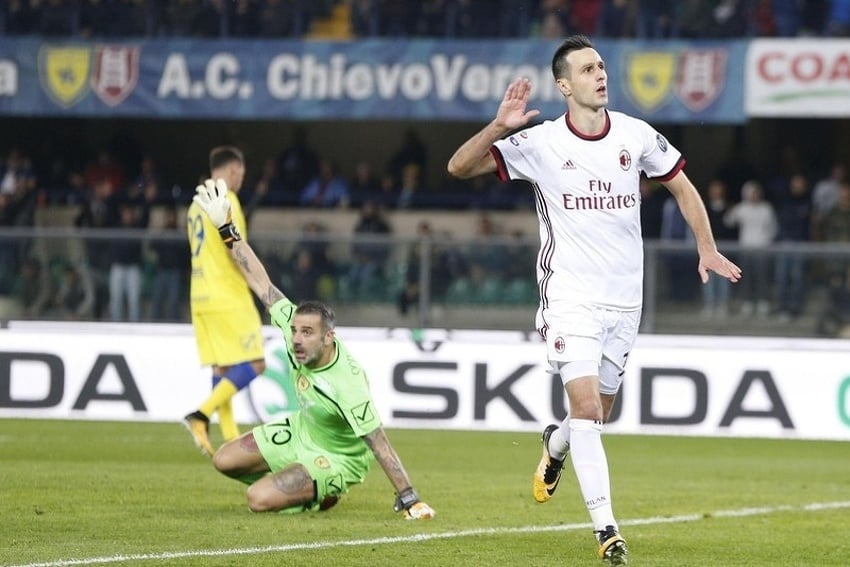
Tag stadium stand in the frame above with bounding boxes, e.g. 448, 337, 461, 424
2, 1, 850, 336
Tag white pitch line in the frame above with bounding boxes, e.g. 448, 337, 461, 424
9, 500, 850, 567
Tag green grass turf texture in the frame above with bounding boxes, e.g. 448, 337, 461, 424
1, 419, 847, 567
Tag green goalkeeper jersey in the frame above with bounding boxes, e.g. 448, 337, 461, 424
268, 298, 381, 461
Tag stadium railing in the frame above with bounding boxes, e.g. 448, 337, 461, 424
1, 223, 848, 338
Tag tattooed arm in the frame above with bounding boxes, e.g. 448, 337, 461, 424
192, 178, 288, 309
363, 427, 415, 493
229, 239, 287, 309
363, 427, 435, 519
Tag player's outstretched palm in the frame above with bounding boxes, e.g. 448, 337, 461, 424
193, 178, 231, 228
496, 78, 541, 131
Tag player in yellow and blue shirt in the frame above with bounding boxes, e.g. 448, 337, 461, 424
183, 146, 266, 457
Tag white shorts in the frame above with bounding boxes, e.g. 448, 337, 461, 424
537, 305, 641, 395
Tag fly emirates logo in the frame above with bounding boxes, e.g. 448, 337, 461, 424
562, 180, 637, 211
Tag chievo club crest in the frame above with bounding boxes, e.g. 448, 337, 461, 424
623, 48, 727, 114
91, 45, 141, 107
623, 51, 676, 113
674, 49, 727, 112
38, 45, 91, 108
38, 44, 141, 108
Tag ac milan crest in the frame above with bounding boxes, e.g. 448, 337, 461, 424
619, 149, 631, 171
554, 336, 565, 354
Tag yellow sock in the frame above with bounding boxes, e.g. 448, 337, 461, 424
218, 398, 240, 441
199, 378, 237, 423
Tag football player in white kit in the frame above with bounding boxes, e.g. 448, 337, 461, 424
447, 35, 741, 565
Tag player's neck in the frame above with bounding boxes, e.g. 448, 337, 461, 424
566, 106, 607, 137
313, 343, 337, 368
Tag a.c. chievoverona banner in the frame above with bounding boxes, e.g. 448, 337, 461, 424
0, 37, 746, 122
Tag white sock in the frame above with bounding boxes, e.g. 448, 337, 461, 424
547, 416, 571, 461
569, 418, 617, 532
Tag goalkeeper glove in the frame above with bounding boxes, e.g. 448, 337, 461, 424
193, 178, 241, 248
393, 487, 435, 520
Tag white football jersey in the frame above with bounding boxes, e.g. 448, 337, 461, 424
492, 110, 684, 314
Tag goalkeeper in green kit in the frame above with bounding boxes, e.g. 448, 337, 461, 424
193, 178, 435, 520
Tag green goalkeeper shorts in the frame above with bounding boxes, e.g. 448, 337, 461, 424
253, 418, 350, 512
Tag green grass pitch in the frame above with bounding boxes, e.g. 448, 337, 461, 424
2, 419, 848, 566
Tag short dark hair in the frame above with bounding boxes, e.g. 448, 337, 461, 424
296, 300, 336, 332
209, 145, 244, 172
551, 35, 594, 80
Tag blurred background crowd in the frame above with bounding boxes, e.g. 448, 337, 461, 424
1, 0, 849, 40
2, 0, 850, 338
4, 129, 849, 338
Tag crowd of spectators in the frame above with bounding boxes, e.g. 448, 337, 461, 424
638, 155, 850, 335
2, 149, 850, 336
232, 127, 533, 212
0, 122, 534, 219
4, 129, 850, 334
0, 0, 336, 38
350, 0, 850, 39
2, 0, 850, 39
4, 0, 850, 332
0, 142, 191, 322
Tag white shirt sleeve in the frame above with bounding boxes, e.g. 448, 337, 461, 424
637, 120, 682, 180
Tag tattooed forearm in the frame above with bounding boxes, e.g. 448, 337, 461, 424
230, 240, 289, 308
364, 428, 412, 493
263, 286, 285, 306
233, 246, 252, 272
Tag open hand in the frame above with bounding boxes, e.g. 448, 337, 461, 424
193, 178, 231, 228
495, 78, 540, 131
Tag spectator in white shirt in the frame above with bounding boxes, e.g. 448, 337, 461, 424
724, 180, 778, 317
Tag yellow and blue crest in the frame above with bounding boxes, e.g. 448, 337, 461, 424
38, 45, 91, 108
623, 51, 676, 113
